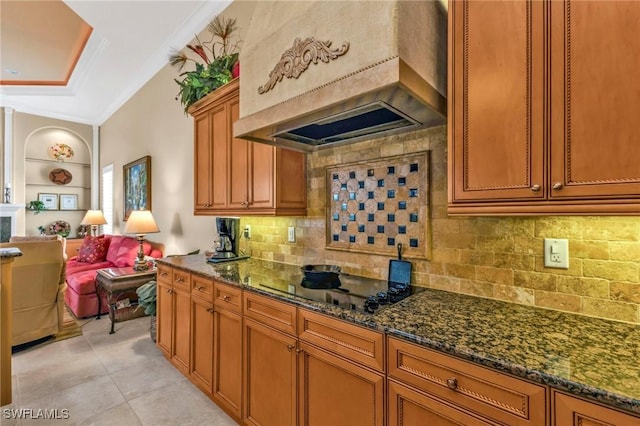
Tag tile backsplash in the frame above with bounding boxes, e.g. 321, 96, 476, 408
241, 126, 640, 324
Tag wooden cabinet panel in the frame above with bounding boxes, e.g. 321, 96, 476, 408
243, 292, 297, 336
549, 0, 640, 199
553, 391, 640, 426
298, 342, 384, 426
172, 269, 190, 291
172, 286, 191, 375
298, 309, 384, 373
213, 281, 242, 314
191, 274, 213, 303
388, 337, 547, 426
213, 306, 243, 421
449, 0, 545, 202
191, 79, 307, 216
244, 318, 297, 426
156, 279, 172, 357
448, 0, 640, 214
157, 264, 171, 284
388, 380, 499, 426
190, 295, 214, 394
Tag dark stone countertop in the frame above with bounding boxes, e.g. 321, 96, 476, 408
157, 254, 640, 415
0, 247, 22, 258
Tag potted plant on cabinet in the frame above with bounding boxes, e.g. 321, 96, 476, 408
170, 15, 240, 113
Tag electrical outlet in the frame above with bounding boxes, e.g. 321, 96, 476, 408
544, 238, 569, 269
288, 226, 295, 242
244, 225, 251, 239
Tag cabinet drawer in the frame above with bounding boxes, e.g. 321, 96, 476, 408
553, 390, 640, 426
388, 337, 547, 426
214, 282, 242, 313
191, 274, 214, 302
157, 264, 172, 284
243, 292, 297, 336
299, 309, 385, 373
172, 269, 191, 291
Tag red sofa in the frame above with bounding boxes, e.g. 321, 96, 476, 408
64, 234, 162, 318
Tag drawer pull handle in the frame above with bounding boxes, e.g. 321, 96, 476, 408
552, 182, 563, 190
530, 184, 541, 192
286, 344, 295, 352
176, 277, 184, 283
166, 289, 173, 294
207, 308, 214, 313
446, 378, 458, 390
295, 348, 304, 354
160, 272, 168, 277
196, 286, 204, 291
223, 295, 231, 302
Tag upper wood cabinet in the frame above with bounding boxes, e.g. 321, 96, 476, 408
190, 79, 307, 216
448, 0, 640, 215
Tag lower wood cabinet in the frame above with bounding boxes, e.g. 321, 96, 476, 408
243, 317, 297, 426
298, 341, 384, 426
553, 390, 640, 426
156, 265, 190, 376
213, 305, 243, 421
388, 379, 498, 426
190, 293, 214, 394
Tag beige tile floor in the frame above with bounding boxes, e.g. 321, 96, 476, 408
4, 315, 237, 426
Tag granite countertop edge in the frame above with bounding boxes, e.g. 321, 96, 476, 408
157, 256, 640, 416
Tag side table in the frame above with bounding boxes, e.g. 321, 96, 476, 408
96, 267, 156, 334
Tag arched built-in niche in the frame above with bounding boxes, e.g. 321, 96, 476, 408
24, 127, 91, 238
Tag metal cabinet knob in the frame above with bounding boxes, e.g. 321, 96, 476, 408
552, 182, 563, 190
240, 201, 249, 207
166, 288, 172, 294
196, 286, 204, 291
160, 272, 168, 277
295, 348, 304, 354
176, 277, 184, 283
207, 308, 214, 313
286, 344, 295, 352
223, 295, 231, 302
446, 378, 458, 390
530, 184, 541, 192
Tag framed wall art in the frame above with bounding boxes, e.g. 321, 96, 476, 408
123, 155, 151, 221
59, 194, 78, 210
38, 193, 58, 210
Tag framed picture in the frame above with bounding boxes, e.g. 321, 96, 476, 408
59, 194, 78, 210
38, 193, 58, 210
123, 155, 151, 220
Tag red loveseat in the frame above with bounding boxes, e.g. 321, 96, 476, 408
64, 234, 163, 318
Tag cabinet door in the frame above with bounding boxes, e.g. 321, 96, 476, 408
553, 391, 640, 426
190, 296, 214, 394
194, 112, 213, 210
298, 342, 384, 426
213, 307, 243, 421
228, 98, 251, 209
172, 286, 191, 375
275, 148, 307, 211
250, 141, 275, 209
210, 102, 230, 210
388, 380, 499, 426
549, 1, 640, 200
244, 318, 297, 426
156, 280, 173, 357
448, 0, 545, 203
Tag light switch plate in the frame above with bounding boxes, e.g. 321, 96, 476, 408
288, 226, 295, 242
544, 238, 569, 269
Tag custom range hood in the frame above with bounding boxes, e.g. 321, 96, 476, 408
234, 0, 447, 152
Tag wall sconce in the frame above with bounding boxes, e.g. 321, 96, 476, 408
123, 210, 160, 271
80, 210, 108, 236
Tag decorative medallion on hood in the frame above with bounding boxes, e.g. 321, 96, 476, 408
258, 37, 350, 94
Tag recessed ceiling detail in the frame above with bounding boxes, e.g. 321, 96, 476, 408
0, 0, 92, 86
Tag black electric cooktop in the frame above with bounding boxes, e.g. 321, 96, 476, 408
255, 272, 419, 314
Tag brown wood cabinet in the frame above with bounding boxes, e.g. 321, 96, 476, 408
387, 337, 547, 425
212, 282, 243, 422
552, 391, 640, 426
244, 317, 297, 426
156, 265, 191, 375
190, 275, 214, 395
189, 79, 307, 216
448, 0, 640, 215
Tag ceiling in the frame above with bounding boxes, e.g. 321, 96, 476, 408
0, 0, 232, 125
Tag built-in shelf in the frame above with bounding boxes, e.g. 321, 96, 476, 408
26, 157, 90, 167
26, 184, 90, 189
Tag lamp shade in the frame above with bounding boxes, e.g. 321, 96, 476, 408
123, 210, 160, 234
80, 210, 107, 226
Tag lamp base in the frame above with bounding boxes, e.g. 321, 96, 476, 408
133, 258, 150, 271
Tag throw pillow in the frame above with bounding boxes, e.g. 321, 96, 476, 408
77, 236, 109, 263
106, 235, 143, 267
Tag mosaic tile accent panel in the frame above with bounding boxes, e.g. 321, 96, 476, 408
326, 152, 429, 259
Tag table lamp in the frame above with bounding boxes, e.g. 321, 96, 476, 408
80, 210, 108, 236
123, 210, 160, 271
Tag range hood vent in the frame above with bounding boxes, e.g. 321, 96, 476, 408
234, 0, 447, 152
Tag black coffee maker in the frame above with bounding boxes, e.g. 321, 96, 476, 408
208, 217, 248, 263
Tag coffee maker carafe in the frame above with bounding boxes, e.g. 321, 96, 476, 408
208, 217, 248, 263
